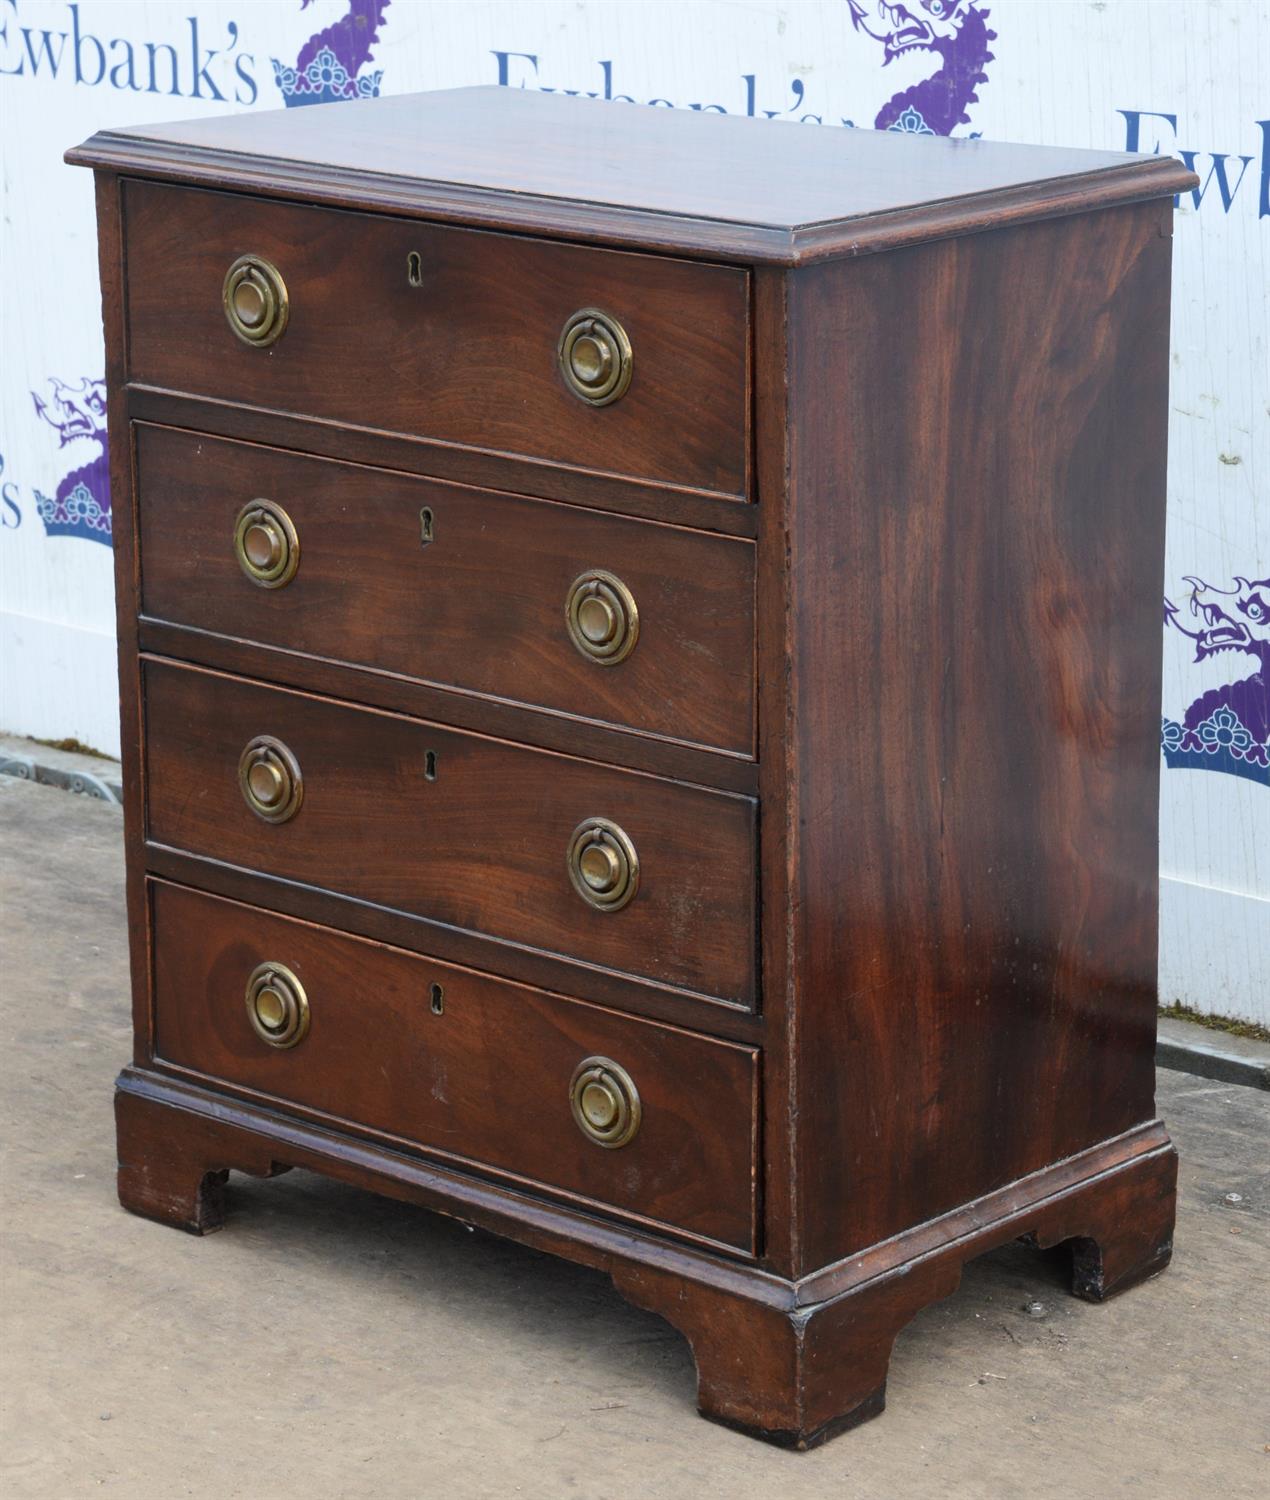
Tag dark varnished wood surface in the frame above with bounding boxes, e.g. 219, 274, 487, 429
149, 881, 760, 1252
135, 423, 756, 755
95, 172, 153, 1067
123, 181, 750, 498
137, 618, 760, 797
117, 1064, 1175, 1446
142, 658, 757, 1005
125, 390, 760, 538
141, 842, 765, 1040
616, 1126, 1176, 1446
751, 267, 799, 1274
780, 201, 1174, 1271
71, 87, 1195, 265
79, 85, 1189, 1446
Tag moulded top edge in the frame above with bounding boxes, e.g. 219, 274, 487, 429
67, 87, 1198, 266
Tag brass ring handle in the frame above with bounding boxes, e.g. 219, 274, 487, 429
223, 254, 289, 347
565, 570, 639, 666
238, 735, 303, 824
245, 961, 310, 1049
570, 1057, 641, 1148
567, 817, 639, 912
234, 499, 299, 588
558, 308, 632, 406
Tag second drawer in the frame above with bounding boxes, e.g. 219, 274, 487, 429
143, 659, 757, 1006
135, 424, 756, 755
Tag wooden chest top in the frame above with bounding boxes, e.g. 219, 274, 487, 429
68, 84, 1181, 263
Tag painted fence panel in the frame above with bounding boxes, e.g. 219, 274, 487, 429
1, 1, 1265, 1021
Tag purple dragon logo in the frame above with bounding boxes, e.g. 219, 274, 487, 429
30, 377, 110, 546
847, 0, 996, 136
271, 1, 391, 107
1163, 575, 1270, 787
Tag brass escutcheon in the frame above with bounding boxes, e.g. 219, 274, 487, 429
558, 308, 632, 406
570, 1057, 641, 1148
238, 735, 303, 824
567, 817, 639, 912
223, 254, 289, 347
565, 569, 639, 666
233, 499, 299, 588
245, 961, 310, 1049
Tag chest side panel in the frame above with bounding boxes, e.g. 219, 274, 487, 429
786, 201, 1174, 1270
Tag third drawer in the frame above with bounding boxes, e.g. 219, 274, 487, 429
142, 657, 757, 1006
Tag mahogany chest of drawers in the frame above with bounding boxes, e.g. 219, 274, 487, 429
71, 88, 1195, 1447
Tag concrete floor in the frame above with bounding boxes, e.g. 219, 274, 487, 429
1, 775, 1266, 1499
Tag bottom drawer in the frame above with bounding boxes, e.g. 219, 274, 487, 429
149, 882, 759, 1253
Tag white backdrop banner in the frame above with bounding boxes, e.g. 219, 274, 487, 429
1, 0, 1266, 1020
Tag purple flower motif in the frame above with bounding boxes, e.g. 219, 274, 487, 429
272, 44, 383, 105
1196, 705, 1254, 755
310, 47, 341, 90
30, 376, 111, 546
35, 481, 111, 537
273, 2, 390, 109
888, 105, 935, 136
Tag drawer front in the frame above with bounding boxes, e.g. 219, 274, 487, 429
136, 425, 755, 755
123, 181, 750, 499
143, 660, 757, 1005
150, 882, 759, 1251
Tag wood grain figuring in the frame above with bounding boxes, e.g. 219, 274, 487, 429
122, 181, 750, 498
124, 389, 760, 538
70, 87, 1196, 265
135, 424, 755, 754
614, 1131, 1177, 1446
782, 201, 1175, 1271
115, 1064, 1176, 1448
142, 658, 757, 1005
136, 618, 760, 797
76, 87, 1190, 1448
149, 881, 759, 1252
141, 843, 764, 1040
94, 171, 153, 1066
751, 266, 800, 1275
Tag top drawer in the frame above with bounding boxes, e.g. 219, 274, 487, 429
121, 181, 751, 500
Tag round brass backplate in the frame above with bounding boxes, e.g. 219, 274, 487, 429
237, 735, 303, 824
233, 499, 299, 588
558, 308, 632, 406
567, 817, 639, 913
245, 961, 310, 1049
569, 1056, 641, 1148
565, 569, 639, 666
223, 254, 289, 348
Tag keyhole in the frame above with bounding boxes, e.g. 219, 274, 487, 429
429, 983, 444, 1015
407, 251, 423, 287
424, 749, 437, 781
420, 507, 434, 546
